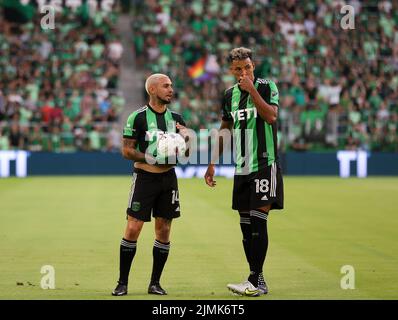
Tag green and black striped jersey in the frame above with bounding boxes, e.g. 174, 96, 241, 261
221, 77, 279, 174
123, 104, 185, 158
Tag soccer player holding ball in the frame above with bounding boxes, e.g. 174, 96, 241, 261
205, 48, 284, 297
112, 74, 188, 296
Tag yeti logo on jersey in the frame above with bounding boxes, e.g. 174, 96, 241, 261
230, 108, 258, 121
146, 130, 165, 142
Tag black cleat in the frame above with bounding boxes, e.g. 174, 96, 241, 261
148, 283, 167, 295
112, 282, 128, 296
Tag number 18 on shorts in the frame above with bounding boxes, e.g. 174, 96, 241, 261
232, 162, 284, 211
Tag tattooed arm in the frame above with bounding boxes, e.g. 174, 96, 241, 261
122, 138, 154, 163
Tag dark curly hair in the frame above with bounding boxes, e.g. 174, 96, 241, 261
227, 47, 253, 63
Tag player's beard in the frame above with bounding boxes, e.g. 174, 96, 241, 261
157, 95, 171, 105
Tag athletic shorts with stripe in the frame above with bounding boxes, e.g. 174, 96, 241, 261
232, 162, 284, 211
126, 168, 180, 222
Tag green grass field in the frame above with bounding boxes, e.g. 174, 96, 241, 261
0, 176, 397, 300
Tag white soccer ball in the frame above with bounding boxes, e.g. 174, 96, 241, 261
156, 132, 187, 158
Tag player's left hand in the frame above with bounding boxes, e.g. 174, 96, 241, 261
176, 122, 186, 131
176, 122, 189, 141
239, 75, 255, 93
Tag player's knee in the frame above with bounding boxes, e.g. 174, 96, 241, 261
257, 205, 271, 213
125, 220, 143, 240
155, 224, 171, 242
124, 229, 139, 241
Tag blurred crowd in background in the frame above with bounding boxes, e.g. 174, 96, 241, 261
131, 0, 398, 152
0, 0, 397, 153
0, 5, 124, 152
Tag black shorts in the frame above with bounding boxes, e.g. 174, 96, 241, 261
232, 162, 284, 211
126, 168, 180, 222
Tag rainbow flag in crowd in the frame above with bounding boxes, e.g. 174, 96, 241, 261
187, 56, 212, 82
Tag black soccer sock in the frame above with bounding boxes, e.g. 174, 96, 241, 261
248, 209, 269, 286
258, 272, 266, 287
118, 238, 137, 285
239, 211, 252, 267
150, 240, 170, 284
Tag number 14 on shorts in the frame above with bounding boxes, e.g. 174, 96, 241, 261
254, 179, 269, 200
171, 190, 179, 204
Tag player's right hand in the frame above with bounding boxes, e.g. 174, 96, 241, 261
204, 164, 216, 187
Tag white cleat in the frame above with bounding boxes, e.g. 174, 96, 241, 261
227, 280, 260, 297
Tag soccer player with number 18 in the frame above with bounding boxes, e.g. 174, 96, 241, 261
205, 47, 284, 297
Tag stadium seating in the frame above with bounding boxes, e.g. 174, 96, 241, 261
1, 1, 397, 153
0, 7, 124, 152
130, 0, 398, 152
